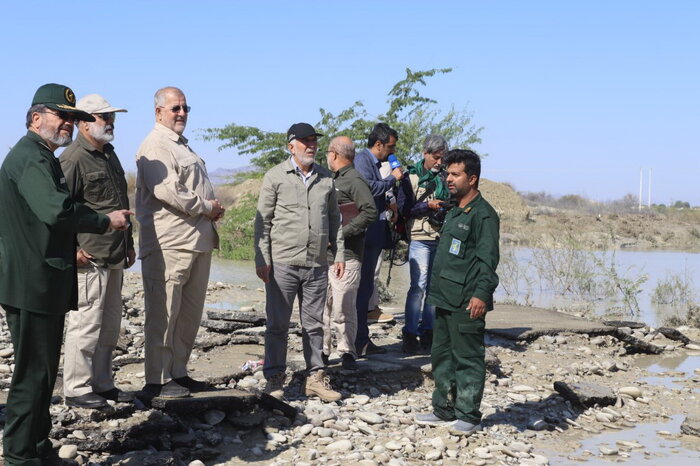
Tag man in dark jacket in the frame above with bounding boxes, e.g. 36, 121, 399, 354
0, 84, 131, 465
59, 93, 135, 409
353, 123, 404, 356
323, 136, 377, 370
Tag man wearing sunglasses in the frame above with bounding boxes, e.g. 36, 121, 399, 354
0, 84, 132, 465
59, 94, 134, 409
136, 87, 224, 399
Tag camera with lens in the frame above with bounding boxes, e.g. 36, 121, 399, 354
426, 197, 457, 230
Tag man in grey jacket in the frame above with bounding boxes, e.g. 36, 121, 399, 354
254, 123, 345, 402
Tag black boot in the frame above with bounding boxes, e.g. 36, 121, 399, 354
420, 330, 433, 352
402, 332, 419, 354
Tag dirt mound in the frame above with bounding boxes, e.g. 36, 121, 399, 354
480, 178, 529, 222
217, 178, 263, 208
220, 176, 529, 221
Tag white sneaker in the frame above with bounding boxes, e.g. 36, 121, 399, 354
415, 412, 456, 426
449, 420, 482, 436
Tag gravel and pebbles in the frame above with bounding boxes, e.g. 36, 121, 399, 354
0, 271, 699, 465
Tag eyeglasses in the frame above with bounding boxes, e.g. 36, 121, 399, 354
39, 110, 76, 122
159, 105, 191, 114
94, 112, 116, 122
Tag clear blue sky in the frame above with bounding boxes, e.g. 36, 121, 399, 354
2, 1, 698, 205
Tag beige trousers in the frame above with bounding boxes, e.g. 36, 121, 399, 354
323, 259, 361, 358
142, 249, 211, 384
63, 266, 123, 397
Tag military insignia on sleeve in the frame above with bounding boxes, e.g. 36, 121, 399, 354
64, 88, 76, 104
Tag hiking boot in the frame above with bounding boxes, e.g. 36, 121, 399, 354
264, 372, 286, 400
449, 420, 482, 436
357, 340, 387, 358
402, 332, 420, 354
415, 412, 456, 426
367, 307, 395, 324
341, 353, 358, 371
304, 370, 342, 402
420, 330, 433, 351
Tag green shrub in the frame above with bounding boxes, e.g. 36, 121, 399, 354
216, 194, 257, 260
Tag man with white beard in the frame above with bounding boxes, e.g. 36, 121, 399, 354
0, 84, 132, 465
59, 94, 135, 409
254, 123, 345, 402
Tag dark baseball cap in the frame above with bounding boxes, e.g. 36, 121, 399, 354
287, 122, 323, 143
31, 83, 95, 122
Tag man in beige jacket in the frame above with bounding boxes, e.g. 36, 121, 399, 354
136, 87, 224, 398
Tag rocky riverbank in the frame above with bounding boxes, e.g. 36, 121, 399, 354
1, 271, 699, 465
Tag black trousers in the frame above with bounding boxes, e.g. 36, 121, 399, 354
2, 305, 64, 466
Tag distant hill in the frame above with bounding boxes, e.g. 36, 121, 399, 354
208, 166, 256, 186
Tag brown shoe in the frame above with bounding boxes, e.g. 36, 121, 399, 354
304, 370, 341, 402
264, 372, 286, 400
367, 307, 395, 324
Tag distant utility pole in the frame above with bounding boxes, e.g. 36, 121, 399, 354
648, 168, 652, 208
638, 168, 652, 210
639, 168, 643, 210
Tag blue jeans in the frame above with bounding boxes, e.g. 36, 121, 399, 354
403, 240, 438, 336
355, 245, 383, 352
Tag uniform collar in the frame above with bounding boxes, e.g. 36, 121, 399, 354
154, 122, 189, 144
334, 164, 353, 178
460, 192, 482, 212
26, 129, 54, 152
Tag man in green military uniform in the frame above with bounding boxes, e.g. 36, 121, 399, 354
415, 149, 499, 436
0, 84, 132, 465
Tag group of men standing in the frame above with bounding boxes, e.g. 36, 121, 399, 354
0, 84, 221, 465
0, 83, 500, 464
253, 119, 501, 438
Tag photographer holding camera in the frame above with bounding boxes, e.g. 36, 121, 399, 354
396, 134, 450, 353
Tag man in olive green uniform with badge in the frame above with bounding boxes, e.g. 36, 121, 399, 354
0, 84, 132, 465
415, 149, 499, 436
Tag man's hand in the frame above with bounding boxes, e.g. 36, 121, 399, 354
76, 248, 94, 267
333, 262, 345, 279
388, 203, 399, 224
466, 297, 487, 319
107, 210, 133, 231
427, 199, 443, 211
208, 199, 225, 221
391, 167, 404, 181
127, 248, 136, 268
256, 265, 271, 284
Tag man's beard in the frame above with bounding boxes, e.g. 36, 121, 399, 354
88, 123, 115, 143
296, 151, 315, 167
39, 123, 73, 147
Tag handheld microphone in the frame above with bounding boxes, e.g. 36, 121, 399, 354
387, 154, 401, 170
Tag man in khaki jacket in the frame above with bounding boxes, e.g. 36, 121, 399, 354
136, 87, 224, 399
254, 123, 344, 402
